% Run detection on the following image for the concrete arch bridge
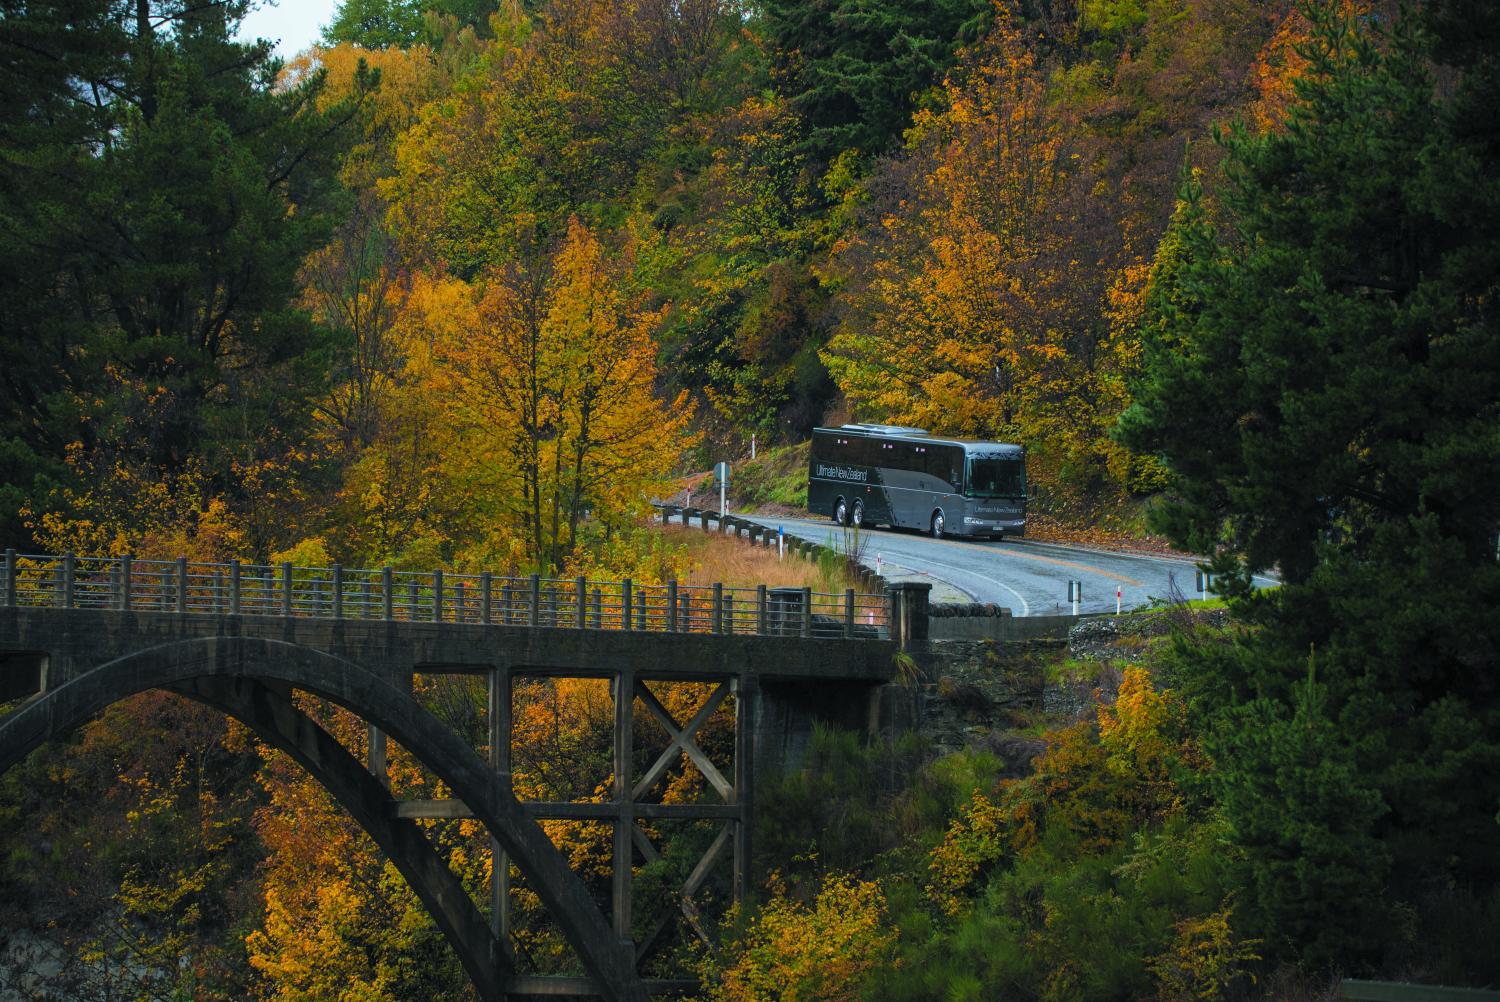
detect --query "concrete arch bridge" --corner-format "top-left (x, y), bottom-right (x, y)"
top-left (0, 552), bottom-right (916, 1000)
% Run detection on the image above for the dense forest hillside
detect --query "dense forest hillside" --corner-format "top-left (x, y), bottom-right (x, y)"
top-left (2, 0), bottom-right (1498, 999)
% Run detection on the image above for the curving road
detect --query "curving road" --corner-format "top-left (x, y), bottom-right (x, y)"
top-left (744, 514), bottom-right (1274, 617)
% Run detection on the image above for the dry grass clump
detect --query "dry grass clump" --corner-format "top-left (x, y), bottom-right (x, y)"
top-left (664, 526), bottom-right (875, 595)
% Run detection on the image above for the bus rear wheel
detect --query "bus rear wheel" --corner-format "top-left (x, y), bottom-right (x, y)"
top-left (851, 501), bottom-right (864, 528)
top-left (930, 511), bottom-right (945, 538)
top-left (834, 498), bottom-right (849, 526)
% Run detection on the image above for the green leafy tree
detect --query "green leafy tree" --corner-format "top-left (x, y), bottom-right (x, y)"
top-left (1118, 3), bottom-right (1500, 971)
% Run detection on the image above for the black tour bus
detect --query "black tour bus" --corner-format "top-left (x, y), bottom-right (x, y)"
top-left (808, 424), bottom-right (1026, 538)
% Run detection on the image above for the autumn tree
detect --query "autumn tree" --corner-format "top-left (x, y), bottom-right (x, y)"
top-left (429, 220), bottom-right (691, 572)
top-left (824, 8), bottom-right (1076, 446)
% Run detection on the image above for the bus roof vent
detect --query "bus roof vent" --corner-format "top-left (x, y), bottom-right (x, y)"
top-left (841, 423), bottom-right (930, 436)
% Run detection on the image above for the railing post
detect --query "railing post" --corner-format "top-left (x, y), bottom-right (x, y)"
top-left (757, 584), bottom-right (767, 635)
top-left (800, 586), bottom-right (812, 638)
top-left (666, 580), bottom-right (678, 632)
top-left (456, 580), bottom-right (466, 623)
top-left (120, 554), bottom-right (132, 611)
top-left (712, 583), bottom-right (723, 634)
top-left (724, 592), bottom-right (734, 635)
top-left (2, 549), bottom-right (13, 607)
top-left (176, 557), bottom-right (188, 612)
top-left (62, 552), bottom-right (75, 609)
top-left (575, 576), bottom-right (586, 630)
top-left (382, 568), bottom-right (393, 620)
top-left (281, 562), bottom-right (293, 616)
top-left (433, 570), bottom-right (444, 623)
top-left (213, 568), bottom-right (224, 613)
top-left (503, 582), bottom-right (514, 625)
top-left (591, 586), bottom-right (602, 629)
top-left (886, 582), bottom-right (932, 649)
top-left (621, 578), bottom-right (632, 631)
top-left (844, 589), bottom-right (855, 638)
top-left (408, 580), bottom-right (419, 620)
top-left (230, 561), bottom-right (242, 615)
top-left (333, 564), bottom-right (344, 620)
top-left (528, 574), bottom-right (539, 627)
top-left (481, 572), bottom-right (493, 625)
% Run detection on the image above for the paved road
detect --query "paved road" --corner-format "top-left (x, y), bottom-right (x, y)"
top-left (744, 514), bottom-right (1273, 617)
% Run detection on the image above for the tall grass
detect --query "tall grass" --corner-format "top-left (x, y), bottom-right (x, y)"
top-left (664, 526), bottom-right (877, 595)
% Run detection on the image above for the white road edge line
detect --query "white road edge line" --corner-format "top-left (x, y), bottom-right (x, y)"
top-left (890, 551), bottom-right (1032, 618)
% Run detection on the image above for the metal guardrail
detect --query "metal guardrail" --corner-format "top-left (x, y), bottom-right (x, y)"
top-left (0, 549), bottom-right (889, 641)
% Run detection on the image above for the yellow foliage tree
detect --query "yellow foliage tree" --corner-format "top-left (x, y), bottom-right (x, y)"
top-left (430, 218), bottom-right (692, 573)
top-left (707, 872), bottom-right (896, 1002)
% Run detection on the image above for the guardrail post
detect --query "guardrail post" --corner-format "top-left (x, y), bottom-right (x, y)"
top-left (528, 574), bottom-right (540, 627)
top-left (800, 587), bottom-right (811, 638)
top-left (712, 583), bottom-right (723, 634)
top-left (433, 570), bottom-right (444, 623)
top-left (757, 585), bottom-right (767, 635)
top-left (621, 578), bottom-right (632, 631)
top-left (333, 564), bottom-right (344, 619)
top-left (120, 554), bottom-right (132, 611)
top-left (62, 552), bottom-right (75, 609)
top-left (481, 572), bottom-right (492, 625)
top-left (2, 549), bottom-right (13, 607)
top-left (230, 561), bottom-right (241, 615)
top-left (666, 580), bottom-right (678, 632)
top-left (382, 568), bottom-right (393, 620)
top-left (844, 589), bottom-right (855, 638)
top-left (281, 563), bottom-right (293, 617)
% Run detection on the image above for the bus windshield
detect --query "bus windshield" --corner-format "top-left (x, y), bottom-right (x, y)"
top-left (966, 457), bottom-right (1025, 498)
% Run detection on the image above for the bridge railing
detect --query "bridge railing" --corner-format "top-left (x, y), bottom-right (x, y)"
top-left (1, 550), bottom-right (889, 640)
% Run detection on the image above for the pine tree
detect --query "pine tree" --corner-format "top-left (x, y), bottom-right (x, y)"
top-left (1118, 3), bottom-right (1500, 971)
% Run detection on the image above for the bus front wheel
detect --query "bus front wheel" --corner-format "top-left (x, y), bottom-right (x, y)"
top-left (930, 511), bottom-right (945, 538)
top-left (835, 498), bottom-right (849, 526)
top-left (851, 501), bottom-right (864, 528)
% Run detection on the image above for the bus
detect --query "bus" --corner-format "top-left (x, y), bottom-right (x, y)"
top-left (807, 424), bottom-right (1026, 539)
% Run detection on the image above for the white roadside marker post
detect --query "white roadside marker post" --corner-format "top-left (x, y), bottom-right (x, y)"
top-left (778, 526), bottom-right (784, 561)
top-left (1116, 585), bottom-right (1122, 616)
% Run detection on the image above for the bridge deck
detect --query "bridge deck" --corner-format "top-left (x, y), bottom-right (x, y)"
top-left (1, 606), bottom-right (897, 691)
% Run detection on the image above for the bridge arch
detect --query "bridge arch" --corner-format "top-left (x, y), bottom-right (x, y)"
top-left (0, 636), bottom-right (646, 1002)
